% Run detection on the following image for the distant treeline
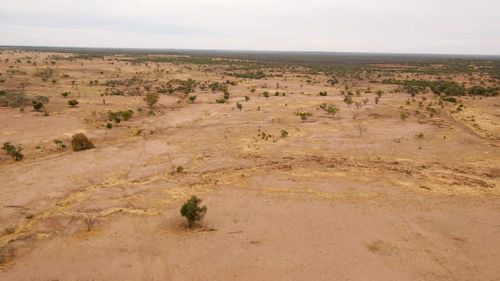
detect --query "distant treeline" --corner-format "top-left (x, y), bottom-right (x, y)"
top-left (383, 79), bottom-right (498, 96)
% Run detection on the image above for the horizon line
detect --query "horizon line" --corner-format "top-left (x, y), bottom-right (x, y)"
top-left (1, 44), bottom-right (499, 59)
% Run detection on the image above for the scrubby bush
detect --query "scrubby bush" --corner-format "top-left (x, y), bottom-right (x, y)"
top-left (32, 101), bottom-right (44, 111)
top-left (54, 139), bottom-right (66, 150)
top-left (0, 91), bottom-right (30, 107)
top-left (320, 103), bottom-right (339, 118)
top-left (71, 133), bottom-right (95, 151)
top-left (120, 109), bottom-right (133, 121)
top-left (180, 196), bottom-right (207, 228)
top-left (144, 92), bottom-right (159, 108)
top-left (2, 142), bottom-right (23, 161)
top-left (68, 99), bottom-right (79, 107)
top-left (295, 111), bottom-right (312, 122)
top-left (236, 102), bottom-right (242, 111)
top-left (319, 91), bottom-right (327, 96)
top-left (189, 95), bottom-right (197, 103)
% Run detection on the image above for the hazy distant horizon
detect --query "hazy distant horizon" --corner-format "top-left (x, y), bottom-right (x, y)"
top-left (1, 45), bottom-right (499, 59)
top-left (2, 0), bottom-right (499, 56)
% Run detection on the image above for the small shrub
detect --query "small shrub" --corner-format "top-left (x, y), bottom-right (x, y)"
top-left (71, 133), bottom-right (95, 151)
top-left (54, 139), bottom-right (66, 150)
top-left (0, 91), bottom-right (30, 107)
top-left (295, 111), bottom-right (312, 122)
top-left (4, 227), bottom-right (15, 235)
top-left (2, 142), bottom-right (23, 161)
top-left (176, 165), bottom-right (184, 173)
top-left (144, 92), bottom-right (160, 108)
top-left (68, 99), bottom-right (79, 107)
top-left (32, 101), bottom-right (44, 111)
top-left (120, 109), bottom-right (133, 121)
top-left (320, 103), bottom-right (339, 118)
top-left (236, 102), bottom-right (242, 111)
top-left (281, 129), bottom-right (289, 137)
top-left (400, 111), bottom-right (409, 122)
top-left (180, 196), bottom-right (207, 228)
top-left (319, 91), bottom-right (327, 96)
top-left (189, 95), bottom-right (197, 103)
top-left (84, 214), bottom-right (97, 232)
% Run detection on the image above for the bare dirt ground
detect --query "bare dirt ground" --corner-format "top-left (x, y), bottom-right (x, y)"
top-left (0, 50), bottom-right (499, 281)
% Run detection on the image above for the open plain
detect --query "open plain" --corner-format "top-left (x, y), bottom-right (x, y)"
top-left (0, 49), bottom-right (499, 281)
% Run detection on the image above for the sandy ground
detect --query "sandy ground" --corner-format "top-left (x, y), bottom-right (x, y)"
top-left (0, 51), bottom-right (499, 281)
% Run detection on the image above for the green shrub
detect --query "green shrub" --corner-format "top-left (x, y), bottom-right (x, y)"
top-left (144, 92), bottom-right (159, 108)
top-left (71, 133), bottom-right (95, 151)
top-left (32, 101), bottom-right (44, 111)
top-left (0, 91), bottom-right (30, 107)
top-left (2, 142), bottom-right (23, 161)
top-left (320, 103), bottom-right (339, 118)
top-left (180, 196), bottom-right (207, 228)
top-left (68, 99), bottom-right (79, 107)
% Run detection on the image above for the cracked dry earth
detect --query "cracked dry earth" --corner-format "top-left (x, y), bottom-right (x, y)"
top-left (0, 64), bottom-right (499, 281)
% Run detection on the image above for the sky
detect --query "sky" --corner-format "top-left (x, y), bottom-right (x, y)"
top-left (1, 0), bottom-right (499, 55)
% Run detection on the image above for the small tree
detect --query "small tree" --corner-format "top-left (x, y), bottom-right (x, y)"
top-left (144, 92), bottom-right (159, 108)
top-left (236, 102), bottom-right (242, 111)
top-left (189, 95), bottom-right (197, 103)
top-left (180, 196), bottom-right (207, 228)
top-left (68, 99), bottom-right (79, 107)
top-left (61, 92), bottom-right (70, 98)
top-left (71, 133), bottom-right (95, 151)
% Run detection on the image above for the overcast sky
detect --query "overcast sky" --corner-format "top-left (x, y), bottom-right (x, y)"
top-left (1, 0), bottom-right (499, 55)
